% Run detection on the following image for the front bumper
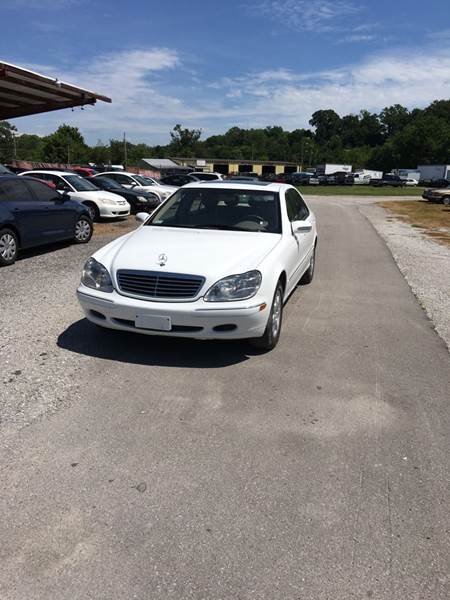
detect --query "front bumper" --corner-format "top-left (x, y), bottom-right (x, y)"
top-left (99, 203), bottom-right (131, 218)
top-left (76, 286), bottom-right (269, 340)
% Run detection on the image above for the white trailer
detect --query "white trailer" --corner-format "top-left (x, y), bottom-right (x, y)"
top-left (392, 168), bottom-right (421, 181)
top-left (353, 169), bottom-right (382, 184)
top-left (316, 163), bottom-right (352, 175)
top-left (417, 165), bottom-right (450, 182)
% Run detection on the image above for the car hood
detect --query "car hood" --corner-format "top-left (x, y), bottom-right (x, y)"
top-left (68, 190), bottom-right (125, 203)
top-left (98, 226), bottom-right (281, 282)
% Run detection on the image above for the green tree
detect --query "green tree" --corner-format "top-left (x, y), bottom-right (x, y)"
top-left (0, 121), bottom-right (17, 162)
top-left (379, 104), bottom-right (411, 138)
top-left (15, 133), bottom-right (44, 161)
top-left (41, 124), bottom-right (88, 163)
top-left (169, 124), bottom-right (202, 156)
top-left (309, 110), bottom-right (341, 144)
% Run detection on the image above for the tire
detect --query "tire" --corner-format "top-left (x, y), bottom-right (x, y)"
top-left (301, 244), bottom-right (316, 284)
top-left (84, 202), bottom-right (100, 222)
top-left (0, 228), bottom-right (19, 266)
top-left (443, 196), bottom-right (450, 206)
top-left (74, 216), bottom-right (93, 244)
top-left (250, 281), bottom-right (284, 351)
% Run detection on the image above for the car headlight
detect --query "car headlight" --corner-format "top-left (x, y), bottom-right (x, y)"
top-left (204, 270), bottom-right (262, 302)
top-left (81, 257), bottom-right (113, 292)
top-left (137, 195), bottom-right (149, 202)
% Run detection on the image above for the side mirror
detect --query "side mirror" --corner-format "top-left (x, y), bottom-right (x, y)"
top-left (292, 221), bottom-right (312, 234)
top-left (61, 192), bottom-right (71, 202)
top-left (135, 212), bottom-right (149, 224)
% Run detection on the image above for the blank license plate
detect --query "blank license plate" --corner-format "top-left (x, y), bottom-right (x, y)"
top-left (135, 314), bottom-right (172, 331)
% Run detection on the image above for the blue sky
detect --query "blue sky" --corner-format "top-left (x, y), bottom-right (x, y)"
top-left (2, 0), bottom-right (450, 144)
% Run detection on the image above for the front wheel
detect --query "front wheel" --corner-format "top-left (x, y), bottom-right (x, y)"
top-left (84, 202), bottom-right (100, 222)
top-left (0, 228), bottom-right (18, 266)
top-left (443, 196), bottom-right (450, 206)
top-left (74, 216), bottom-right (93, 244)
top-left (250, 282), bottom-right (283, 351)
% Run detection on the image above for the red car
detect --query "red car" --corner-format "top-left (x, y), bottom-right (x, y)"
top-left (72, 167), bottom-right (97, 178)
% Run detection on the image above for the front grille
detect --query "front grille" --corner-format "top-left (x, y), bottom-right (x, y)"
top-left (117, 270), bottom-right (204, 300)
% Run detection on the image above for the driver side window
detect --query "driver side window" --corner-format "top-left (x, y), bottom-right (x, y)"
top-left (286, 189), bottom-right (309, 221)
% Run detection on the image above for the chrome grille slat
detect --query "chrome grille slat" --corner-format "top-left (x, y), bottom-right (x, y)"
top-left (117, 269), bottom-right (204, 300)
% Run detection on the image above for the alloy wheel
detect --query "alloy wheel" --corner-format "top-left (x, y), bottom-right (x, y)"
top-left (75, 219), bottom-right (91, 241)
top-left (271, 289), bottom-right (282, 338)
top-left (0, 232), bottom-right (17, 261)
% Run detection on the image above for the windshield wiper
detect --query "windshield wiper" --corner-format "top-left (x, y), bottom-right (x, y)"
top-left (193, 224), bottom-right (242, 231)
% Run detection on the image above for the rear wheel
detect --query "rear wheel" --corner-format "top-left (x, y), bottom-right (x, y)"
top-left (443, 196), bottom-right (450, 206)
top-left (250, 281), bottom-right (283, 351)
top-left (0, 228), bottom-right (18, 266)
top-left (74, 216), bottom-right (93, 244)
top-left (84, 202), bottom-right (100, 222)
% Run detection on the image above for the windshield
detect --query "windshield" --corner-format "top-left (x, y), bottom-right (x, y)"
top-left (64, 175), bottom-right (98, 192)
top-left (94, 176), bottom-right (122, 190)
top-left (146, 187), bottom-right (281, 233)
top-left (133, 175), bottom-right (157, 186)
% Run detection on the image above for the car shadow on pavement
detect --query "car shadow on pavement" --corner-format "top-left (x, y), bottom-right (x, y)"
top-left (17, 240), bottom-right (73, 261)
top-left (57, 319), bottom-right (257, 368)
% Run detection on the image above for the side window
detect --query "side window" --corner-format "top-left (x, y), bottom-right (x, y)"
top-left (0, 178), bottom-right (32, 201)
top-left (114, 174), bottom-right (132, 185)
top-left (53, 177), bottom-right (71, 192)
top-left (24, 179), bottom-right (60, 202)
top-left (286, 189), bottom-right (309, 221)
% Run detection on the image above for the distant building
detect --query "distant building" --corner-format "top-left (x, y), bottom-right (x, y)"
top-left (139, 158), bottom-right (189, 176)
top-left (170, 157), bottom-right (302, 176)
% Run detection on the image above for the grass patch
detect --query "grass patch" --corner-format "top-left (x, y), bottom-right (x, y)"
top-left (299, 185), bottom-right (425, 196)
top-left (378, 200), bottom-right (450, 247)
top-left (93, 217), bottom-right (137, 238)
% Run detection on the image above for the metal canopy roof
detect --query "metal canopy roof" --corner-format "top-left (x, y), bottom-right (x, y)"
top-left (0, 61), bottom-right (111, 120)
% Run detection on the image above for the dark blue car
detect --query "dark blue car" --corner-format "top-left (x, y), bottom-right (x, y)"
top-left (0, 175), bottom-right (93, 266)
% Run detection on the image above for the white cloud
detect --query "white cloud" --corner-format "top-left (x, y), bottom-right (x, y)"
top-left (337, 34), bottom-right (376, 43)
top-left (209, 47), bottom-right (450, 130)
top-left (6, 0), bottom-right (79, 8)
top-left (248, 0), bottom-right (362, 32)
top-left (12, 44), bottom-right (450, 144)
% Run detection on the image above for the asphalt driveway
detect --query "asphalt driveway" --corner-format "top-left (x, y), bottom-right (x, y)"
top-left (0, 197), bottom-right (449, 599)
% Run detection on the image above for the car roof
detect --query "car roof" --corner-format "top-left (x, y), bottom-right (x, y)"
top-left (181, 181), bottom-right (289, 191)
top-left (21, 170), bottom-right (77, 176)
top-left (96, 171), bottom-right (138, 176)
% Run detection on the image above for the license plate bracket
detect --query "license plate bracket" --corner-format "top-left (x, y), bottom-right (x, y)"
top-left (135, 314), bottom-right (172, 331)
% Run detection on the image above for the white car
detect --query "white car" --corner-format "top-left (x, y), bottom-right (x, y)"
top-left (77, 182), bottom-right (317, 350)
top-left (19, 171), bottom-right (130, 221)
top-left (403, 178), bottom-right (419, 186)
top-left (93, 172), bottom-right (177, 202)
top-left (188, 171), bottom-right (224, 181)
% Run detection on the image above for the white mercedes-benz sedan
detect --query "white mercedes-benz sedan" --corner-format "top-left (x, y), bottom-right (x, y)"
top-left (76, 182), bottom-right (317, 350)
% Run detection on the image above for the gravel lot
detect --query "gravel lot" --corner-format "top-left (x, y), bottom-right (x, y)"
top-left (0, 229), bottom-right (119, 442)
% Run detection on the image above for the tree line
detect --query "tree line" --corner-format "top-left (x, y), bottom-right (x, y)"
top-left (1, 99), bottom-right (450, 171)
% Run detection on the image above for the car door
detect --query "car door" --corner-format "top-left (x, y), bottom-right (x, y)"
top-left (23, 178), bottom-right (77, 240)
top-left (285, 188), bottom-right (315, 289)
top-left (1, 177), bottom-right (54, 248)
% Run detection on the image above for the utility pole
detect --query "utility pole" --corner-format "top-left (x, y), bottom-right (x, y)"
top-left (12, 131), bottom-right (17, 159)
top-left (123, 132), bottom-right (127, 169)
